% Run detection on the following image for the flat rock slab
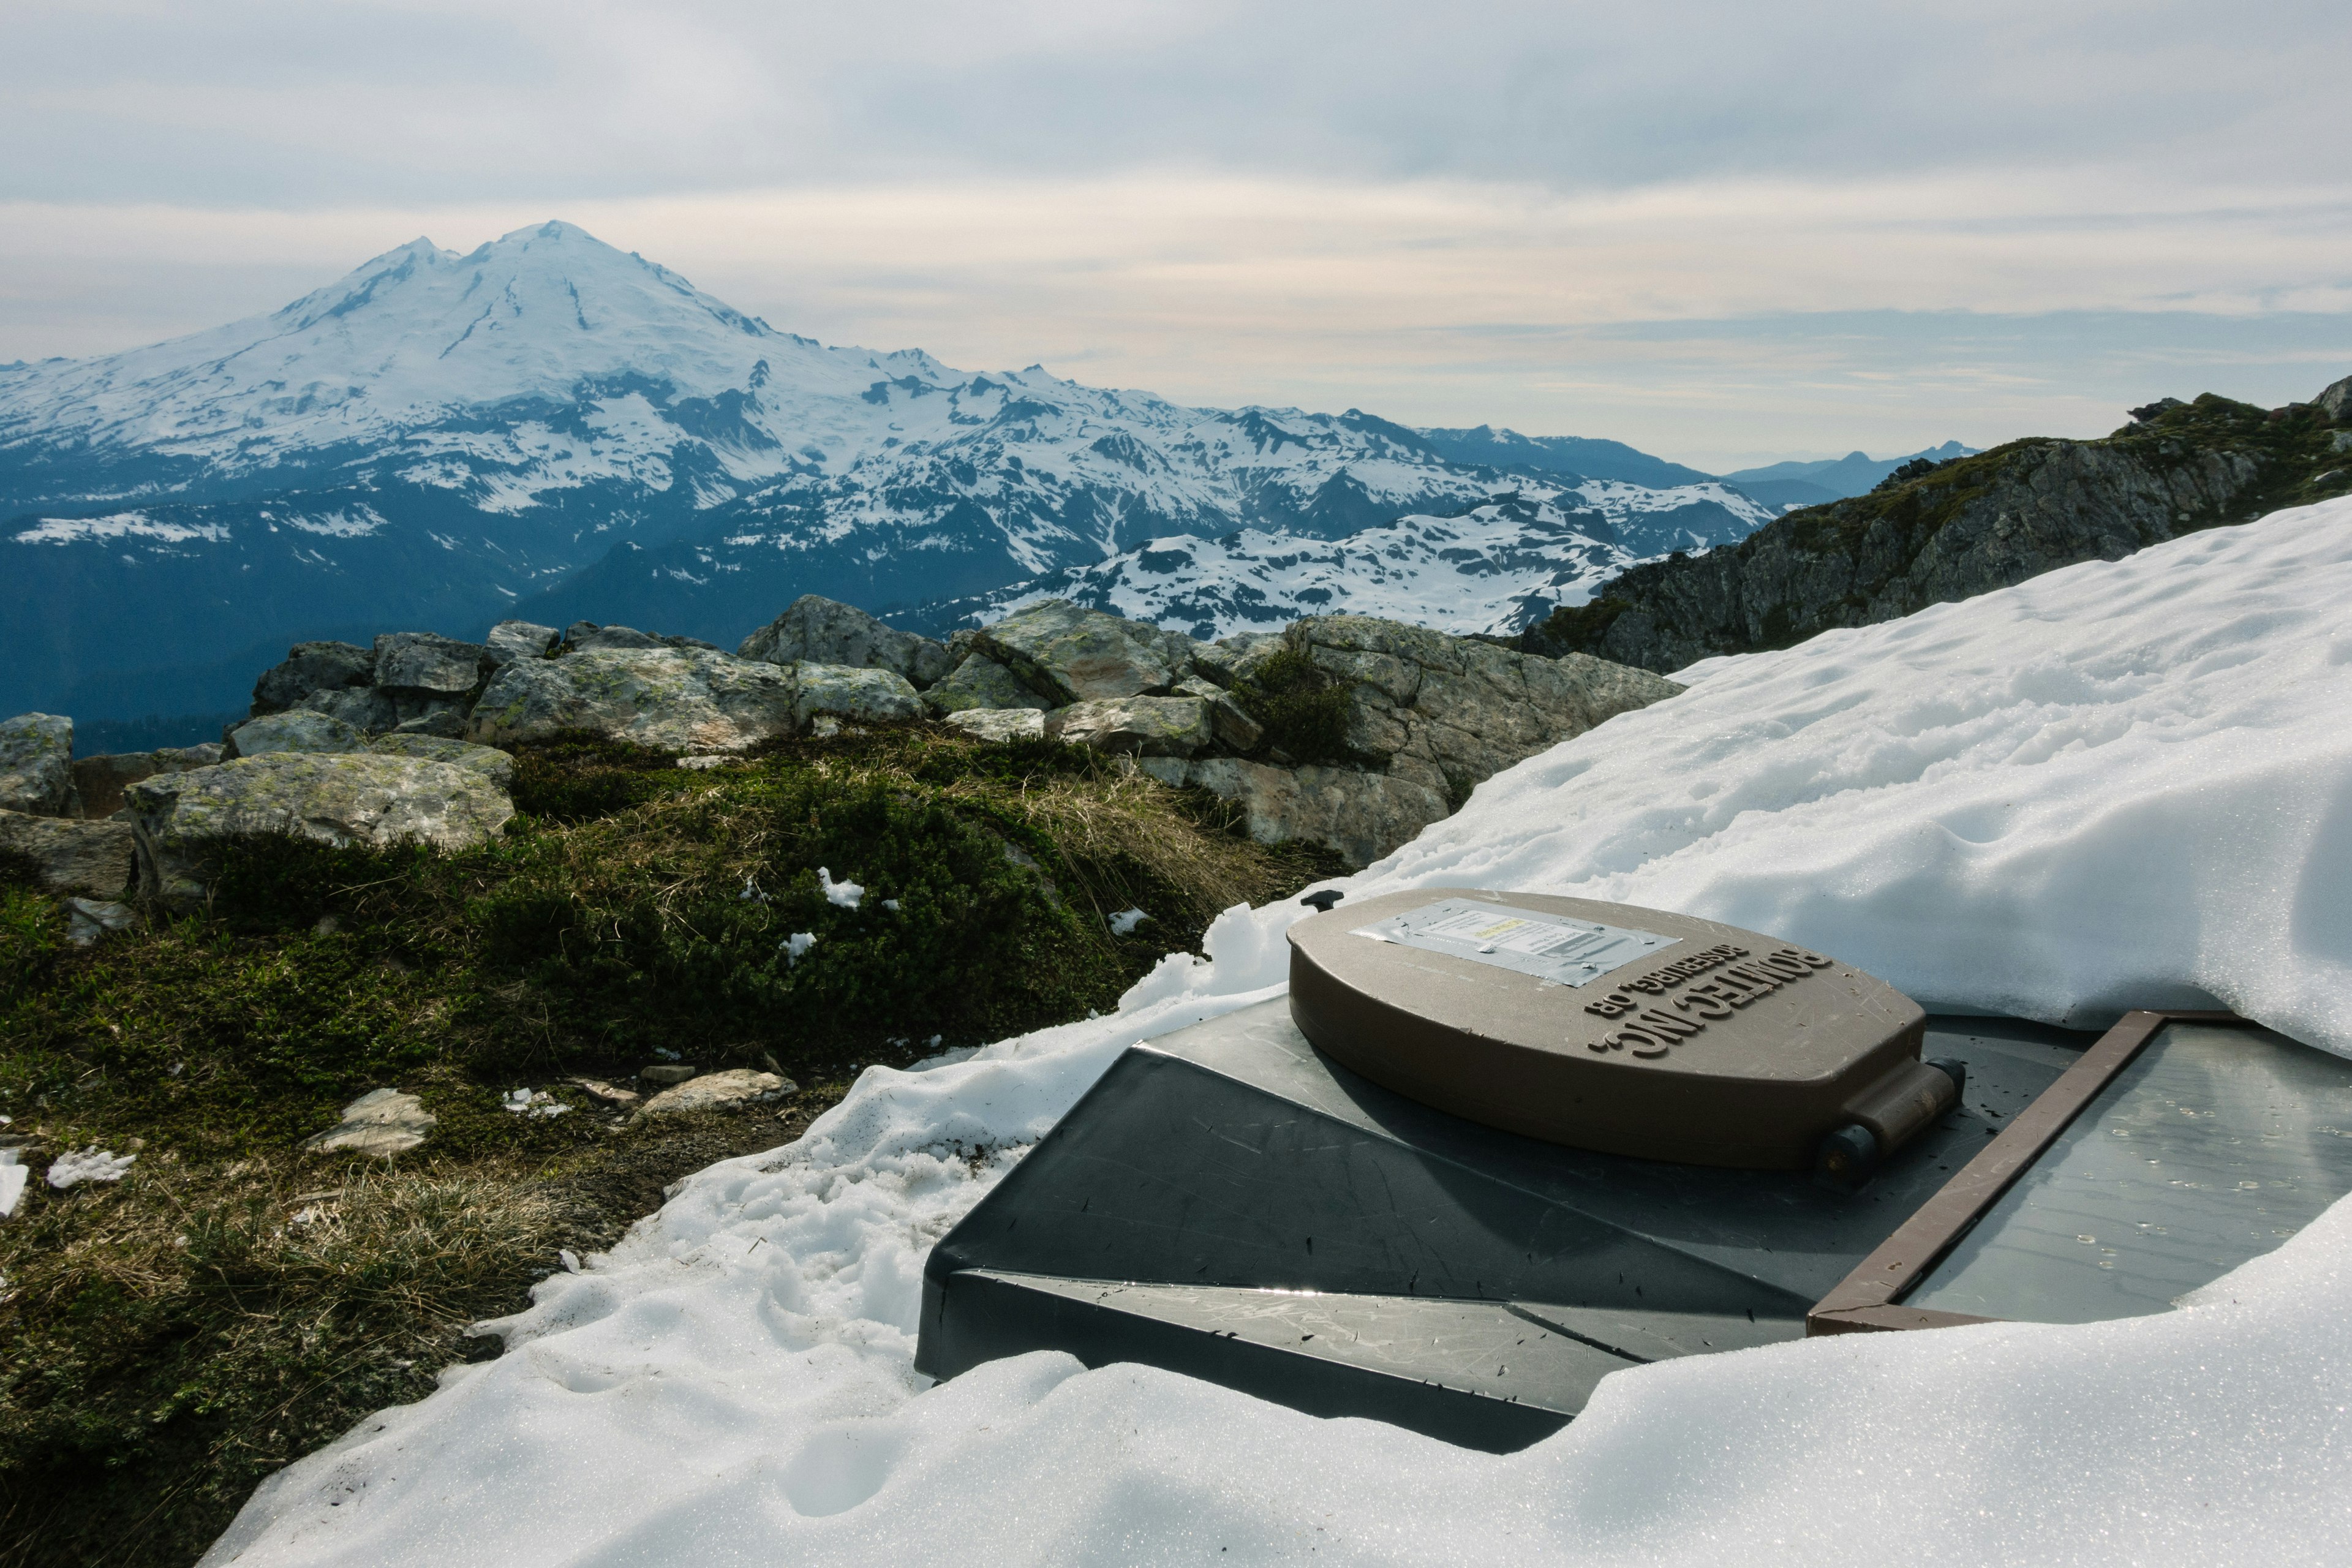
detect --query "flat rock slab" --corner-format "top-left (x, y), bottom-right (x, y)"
top-left (374, 631), bottom-right (487, 695)
top-left (741, 594), bottom-right (954, 688)
top-left (635, 1068), bottom-right (796, 1118)
top-left (973, 600), bottom-right (1192, 705)
top-left (0, 809), bottom-right (135, 897)
top-left (302, 1087), bottom-right (437, 1156)
top-left (0, 713), bottom-right (74, 816)
top-left (1049, 696), bottom-right (1214, 758)
top-left (924, 654), bottom-right (1053, 715)
top-left (127, 753), bottom-right (516, 908)
top-left (795, 663), bottom-right (924, 727)
top-left (944, 708), bottom-right (1047, 742)
top-left (468, 647), bottom-right (800, 753)
top-left (226, 709), bottom-right (366, 759)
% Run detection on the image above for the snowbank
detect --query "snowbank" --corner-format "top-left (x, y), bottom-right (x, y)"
top-left (203, 500), bottom-right (2352, 1566)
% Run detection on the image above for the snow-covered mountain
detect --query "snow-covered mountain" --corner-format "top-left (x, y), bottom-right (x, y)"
top-left (0, 221), bottom-right (1763, 718)
top-left (903, 480), bottom-right (1773, 641)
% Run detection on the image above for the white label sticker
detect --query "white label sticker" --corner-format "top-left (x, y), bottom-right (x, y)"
top-left (1352, 899), bottom-right (1676, 986)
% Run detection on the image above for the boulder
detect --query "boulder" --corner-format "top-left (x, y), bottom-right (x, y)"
top-left (251, 641), bottom-right (374, 717)
top-left (297, 686), bottom-right (399, 734)
top-left (923, 654), bottom-right (1054, 715)
top-left (0, 809), bottom-right (135, 897)
top-left (634, 1068), bottom-right (796, 1119)
top-left (0, 714), bottom-right (74, 816)
top-left (2316, 375), bottom-right (2352, 424)
top-left (1191, 631), bottom-right (1286, 688)
top-left (127, 754), bottom-right (516, 909)
top-left (1048, 696), bottom-right (1214, 758)
top-left (971, 600), bottom-right (1189, 704)
top-left (301, 1087), bottom-right (435, 1157)
top-left (484, 620), bottom-right (560, 665)
top-left (1176, 676), bottom-right (1265, 752)
top-left (1284, 616), bottom-right (1684, 797)
top-left (943, 708), bottom-right (1047, 743)
top-left (225, 710), bottom-right (366, 760)
top-left (467, 647), bottom-right (799, 753)
top-left (373, 631), bottom-right (487, 695)
top-left (367, 734), bottom-right (516, 788)
top-left (70, 745), bottom-right (221, 820)
top-left (1140, 757), bottom-right (1452, 869)
top-left (64, 897), bottom-right (137, 946)
top-left (739, 595), bottom-right (956, 688)
top-left (794, 664), bottom-right (925, 728)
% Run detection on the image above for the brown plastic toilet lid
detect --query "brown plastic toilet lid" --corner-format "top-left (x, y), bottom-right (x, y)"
top-left (1287, 888), bottom-right (1927, 1169)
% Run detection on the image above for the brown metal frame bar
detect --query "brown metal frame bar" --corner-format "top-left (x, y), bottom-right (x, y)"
top-left (1806, 1008), bottom-right (2245, 1336)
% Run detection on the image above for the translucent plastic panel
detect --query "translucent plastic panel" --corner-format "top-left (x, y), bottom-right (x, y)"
top-left (1907, 1022), bottom-right (2352, 1323)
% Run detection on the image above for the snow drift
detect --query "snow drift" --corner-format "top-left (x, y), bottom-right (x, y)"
top-left (202, 499), bottom-right (2352, 1566)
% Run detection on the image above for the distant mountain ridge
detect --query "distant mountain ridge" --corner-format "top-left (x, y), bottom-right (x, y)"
top-left (899, 478), bottom-right (1774, 641)
top-left (0, 220), bottom-right (1945, 720)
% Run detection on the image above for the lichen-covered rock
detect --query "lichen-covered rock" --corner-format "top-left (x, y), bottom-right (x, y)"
top-left (373, 631), bottom-right (487, 695)
top-left (1140, 757), bottom-right (1452, 869)
top-left (225, 709), bottom-right (366, 760)
top-left (1048, 696), bottom-right (1213, 758)
top-left (485, 620), bottom-right (559, 665)
top-left (1190, 631), bottom-right (1286, 688)
top-left (740, 595), bottom-right (955, 688)
top-left (1176, 676), bottom-right (1265, 752)
top-left (127, 754), bottom-right (515, 908)
top-left (1284, 616), bottom-right (1684, 797)
top-left (923, 654), bottom-right (1054, 715)
top-left (368, 733), bottom-right (516, 788)
top-left (296, 685), bottom-right (400, 734)
top-left (0, 714), bottom-right (74, 816)
top-left (0, 809), bottom-right (135, 897)
top-left (794, 663), bottom-right (924, 728)
top-left (972, 600), bottom-right (1186, 704)
top-left (251, 641), bottom-right (374, 717)
top-left (943, 708), bottom-right (1047, 742)
top-left (466, 648), bottom-right (799, 753)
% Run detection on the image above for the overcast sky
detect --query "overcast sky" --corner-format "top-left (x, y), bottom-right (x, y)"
top-left (4, 0), bottom-right (2348, 469)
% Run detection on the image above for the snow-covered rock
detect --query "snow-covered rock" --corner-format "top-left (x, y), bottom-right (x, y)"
top-left (908, 481), bottom-right (1775, 642)
top-left (195, 496), bottom-right (2352, 1568)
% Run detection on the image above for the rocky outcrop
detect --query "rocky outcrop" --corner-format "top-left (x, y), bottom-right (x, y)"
top-left (224, 710), bottom-right (366, 759)
top-left (0, 714), bottom-right (74, 816)
top-left (971, 600), bottom-right (1197, 704)
top-left (924, 654), bottom-right (1054, 714)
top-left (127, 754), bottom-right (515, 908)
top-left (1047, 696), bottom-right (1214, 758)
top-left (793, 665), bottom-right (925, 729)
top-left (0, 810), bottom-right (135, 897)
top-left (467, 647), bottom-right (800, 753)
top-left (1286, 616), bottom-right (1686, 799)
top-left (741, 595), bottom-right (954, 688)
top-left (485, 619), bottom-right (559, 666)
top-left (918, 598), bottom-right (1683, 865)
top-left (1534, 388), bottom-right (2352, 673)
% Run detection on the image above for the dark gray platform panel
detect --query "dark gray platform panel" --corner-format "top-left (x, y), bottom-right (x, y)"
top-left (918, 1000), bottom-right (2087, 1449)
